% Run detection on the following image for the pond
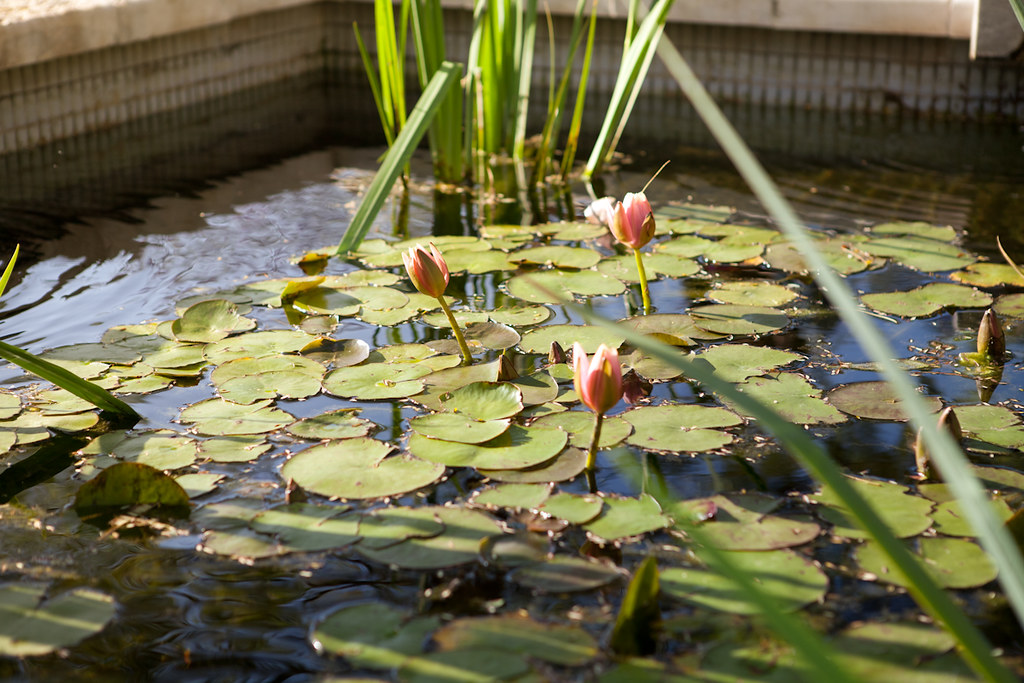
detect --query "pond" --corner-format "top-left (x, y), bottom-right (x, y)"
top-left (1, 132), bottom-right (1024, 680)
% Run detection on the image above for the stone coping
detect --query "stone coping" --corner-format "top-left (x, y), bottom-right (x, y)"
top-left (0, 0), bottom-right (979, 70)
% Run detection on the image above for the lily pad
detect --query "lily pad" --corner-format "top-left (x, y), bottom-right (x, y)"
top-left (250, 503), bottom-right (361, 552)
top-left (597, 253), bottom-right (701, 282)
top-left (314, 603), bottom-right (440, 669)
top-left (478, 446), bottom-right (587, 483)
top-left (323, 363), bottom-right (430, 400)
top-left (171, 299), bottom-right (255, 343)
top-left (624, 405), bottom-right (742, 453)
top-left (619, 313), bottom-right (714, 345)
top-left (180, 398), bottom-right (294, 435)
top-left (857, 536), bottom-right (997, 589)
top-left (688, 304), bottom-right (789, 336)
top-left (811, 475), bottom-right (933, 539)
top-left (537, 492), bottom-right (604, 524)
top-left (433, 614), bottom-right (598, 666)
top-left (509, 371), bottom-right (559, 406)
top-left (509, 556), bottom-right (623, 592)
top-left (583, 494), bottom-right (672, 542)
top-left (994, 292), bottom-right (1024, 319)
top-left (764, 238), bottom-right (882, 276)
top-left (357, 506), bottom-right (502, 569)
top-left (679, 493), bottom-right (820, 550)
top-left (198, 436), bottom-right (272, 462)
top-left (511, 245), bottom-right (602, 269)
top-left (826, 381), bottom-right (942, 421)
top-left (74, 462), bottom-right (190, 512)
top-left (300, 338), bottom-right (371, 367)
top-left (409, 413), bottom-right (512, 444)
top-left (358, 506), bottom-right (446, 549)
top-left (861, 283), bottom-right (992, 318)
top-left (532, 411), bottom-right (632, 449)
top-left (709, 281), bottom-right (798, 307)
top-left (407, 425), bottom-right (567, 470)
top-left (857, 235), bottom-right (976, 272)
top-left (204, 329), bottom-right (318, 364)
top-left (871, 221), bottom-right (957, 242)
top-left (176, 472), bottom-right (223, 498)
top-left (81, 431), bottom-right (197, 470)
top-left (286, 409), bottom-right (376, 441)
top-left (950, 263), bottom-right (1024, 288)
top-left (398, 649), bottom-right (530, 683)
top-left (505, 270), bottom-right (625, 303)
top-left (0, 584), bottom-right (116, 656)
top-left (472, 483), bottom-right (551, 510)
top-left (730, 373), bottom-right (846, 425)
top-left (518, 324), bottom-right (625, 354)
top-left (282, 438), bottom-right (444, 500)
top-left (661, 548), bottom-right (827, 614)
top-left (488, 305), bottom-right (553, 327)
top-left (694, 344), bottom-right (803, 382)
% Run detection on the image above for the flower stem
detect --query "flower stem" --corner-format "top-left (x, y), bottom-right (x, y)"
top-left (586, 411), bottom-right (604, 470)
top-left (633, 247), bottom-right (652, 314)
top-left (437, 296), bottom-right (474, 365)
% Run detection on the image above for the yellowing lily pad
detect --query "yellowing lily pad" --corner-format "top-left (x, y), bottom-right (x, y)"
top-left (688, 304), bottom-right (789, 336)
top-left (951, 263), bottom-right (1024, 288)
top-left (861, 283), bottom-right (992, 318)
top-left (170, 299), bottom-right (255, 343)
top-left (408, 425), bottom-right (566, 470)
top-left (826, 381), bottom-right (942, 421)
top-left (624, 405), bottom-right (742, 453)
top-left (282, 438), bottom-right (444, 500)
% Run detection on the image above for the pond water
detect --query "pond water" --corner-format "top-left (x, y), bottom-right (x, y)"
top-left (2, 130), bottom-right (1024, 680)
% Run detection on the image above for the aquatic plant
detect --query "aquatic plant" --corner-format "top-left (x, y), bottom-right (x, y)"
top-left (572, 342), bottom-right (622, 469)
top-left (403, 243), bottom-right (473, 364)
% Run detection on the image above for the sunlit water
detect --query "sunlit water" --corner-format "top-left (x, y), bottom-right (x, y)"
top-left (1, 138), bottom-right (1024, 678)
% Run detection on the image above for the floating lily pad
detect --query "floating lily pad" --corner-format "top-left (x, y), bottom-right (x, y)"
top-left (472, 483), bottom-right (551, 510)
top-left (433, 614), bottom-right (598, 666)
top-left (871, 221), bottom-right (957, 242)
top-left (584, 494), bottom-right (672, 542)
top-left (180, 398), bottom-right (294, 435)
top-left (680, 493), bottom-right (820, 550)
top-left (730, 373), bottom-right (846, 425)
top-left (812, 475), bottom-right (933, 539)
top-left (171, 299), bottom-right (255, 343)
top-left (409, 414), bottom-right (511, 444)
top-left (857, 536), bottom-right (997, 589)
top-left (398, 649), bottom-right (530, 683)
top-left (694, 344), bottom-right (803, 382)
top-left (764, 238), bottom-right (882, 276)
top-left (212, 354), bottom-right (325, 404)
top-left (532, 411), bottom-right (632, 449)
top-left (420, 309), bottom-right (489, 328)
top-left (657, 235), bottom-right (763, 263)
top-left (548, 221), bottom-right (606, 241)
top-left (41, 342), bottom-right (141, 365)
top-left (518, 324), bottom-right (625, 354)
top-left (661, 548), bottom-right (827, 614)
top-left (951, 263), bottom-right (1024, 288)
top-left (861, 283), bottom-right (992, 318)
top-left (286, 409), bottom-right (375, 441)
top-left (75, 462), bottom-right (190, 512)
top-left (282, 438), bottom-right (444, 500)
top-left (357, 506), bottom-right (446, 549)
top-left (857, 235), bottom-right (975, 272)
top-left (505, 270), bottom-right (626, 303)
top-left (688, 304), bottom-right (789, 336)
top-left (537, 492), bottom-right (604, 524)
top-left (176, 472), bottom-right (223, 498)
top-left (478, 446), bottom-right (587, 483)
top-left (619, 313), bottom-right (713, 345)
top-left (314, 603), bottom-right (440, 669)
top-left (825, 621), bottom-right (974, 681)
top-left (597, 253), bottom-right (701, 282)
top-left (198, 436), bottom-right (272, 462)
top-left (0, 584), bottom-right (116, 656)
top-left (442, 248), bottom-right (515, 274)
top-left (511, 245), bottom-right (601, 269)
top-left (358, 506), bottom-right (502, 569)
top-left (408, 425), bottom-right (567, 470)
top-left (204, 330), bottom-right (318, 364)
top-left (994, 292), bottom-right (1024, 319)
top-left (81, 431), bottom-right (197, 470)
top-left (488, 305), bottom-right (552, 327)
top-left (509, 556), bottom-right (623, 592)
top-left (931, 497), bottom-right (1013, 537)
top-left (250, 503), bottom-right (360, 552)
top-left (509, 371), bottom-right (559, 405)
top-left (624, 405), bottom-right (742, 453)
top-left (826, 381), bottom-right (942, 421)
top-left (300, 338), bottom-right (370, 367)
top-left (0, 391), bottom-right (21, 420)
top-left (323, 363), bottom-right (430, 400)
top-left (709, 281), bottom-right (798, 307)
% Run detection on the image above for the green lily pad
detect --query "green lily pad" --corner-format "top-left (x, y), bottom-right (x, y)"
top-left (994, 292), bottom-right (1024, 319)
top-left (953, 404), bottom-right (1024, 450)
top-left (299, 338), bottom-right (371, 367)
top-left (176, 472), bottom-right (223, 498)
top-left (532, 411), bottom-right (632, 449)
top-left (433, 614), bottom-right (598, 666)
top-left (511, 245), bottom-right (601, 269)
top-left (250, 503), bottom-right (361, 552)
top-left (660, 202), bottom-right (736, 224)
top-left (420, 309), bottom-right (489, 328)
top-left (871, 221), bottom-right (957, 242)
top-left (170, 299), bottom-right (255, 343)
top-left (827, 621), bottom-right (974, 682)
top-left (398, 649), bottom-right (530, 683)
top-left (694, 344), bottom-right (803, 382)
top-left (657, 235), bottom-right (763, 263)
top-left (811, 475), bottom-right (933, 539)
top-left (81, 431), bottom-right (197, 470)
top-left (688, 304), bottom-right (789, 336)
top-left (678, 494), bottom-right (820, 550)
top-left (509, 556), bottom-right (623, 592)
top-left (282, 438), bottom-right (444, 500)
top-left (75, 462), bottom-right (190, 512)
top-left (0, 391), bottom-right (21, 420)
top-left (200, 529), bottom-right (282, 558)
top-left (537, 492), bottom-right (604, 524)
top-left (198, 436), bottom-right (272, 462)
top-left (951, 263), bottom-right (1024, 288)
top-left (180, 398), bottom-right (294, 435)
top-left (314, 603), bottom-right (440, 669)
top-left (409, 413), bottom-right (512, 444)
top-left (661, 548), bottom-right (827, 614)
top-left (41, 342), bottom-right (141, 365)
top-left (212, 354), bottom-right (325, 404)
top-left (518, 324), bottom-right (625, 354)
top-left (488, 305), bottom-right (553, 327)
top-left (0, 584), bottom-right (116, 656)
top-left (730, 373), bottom-right (846, 425)
top-left (357, 506), bottom-right (446, 550)
top-left (619, 313), bottom-right (715, 345)
top-left (700, 224), bottom-right (782, 244)
top-left (505, 270), bottom-right (626, 303)
top-left (931, 497), bottom-right (1013, 537)
top-left (136, 343), bottom-right (202, 370)
top-left (473, 483), bottom-right (552, 510)
top-left (322, 363), bottom-right (430, 400)
top-left (857, 536), bottom-right (997, 589)
top-left (509, 371), bottom-right (559, 406)
top-left (826, 381), bottom-right (942, 421)
top-left (861, 283), bottom-right (992, 318)
top-left (597, 253), bottom-right (701, 282)
top-left (764, 238), bottom-right (882, 276)
top-left (583, 494), bottom-right (672, 542)
top-left (857, 235), bottom-right (976, 272)
top-left (408, 425), bottom-right (567, 470)
top-left (624, 405), bottom-right (742, 453)
top-left (358, 506), bottom-right (502, 569)
top-left (204, 330), bottom-right (318, 365)
top-left (478, 446), bottom-right (588, 483)
top-left (442, 248), bottom-right (515, 274)
top-left (709, 281), bottom-right (798, 307)
top-left (286, 409), bottom-right (375, 440)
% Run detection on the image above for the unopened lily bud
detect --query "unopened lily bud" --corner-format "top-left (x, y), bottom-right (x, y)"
top-left (914, 406), bottom-right (962, 480)
top-left (548, 341), bottom-right (567, 365)
top-left (977, 308), bottom-right (1005, 360)
top-left (497, 353), bottom-right (519, 381)
top-left (573, 342), bottom-right (624, 416)
top-left (621, 369), bottom-right (652, 405)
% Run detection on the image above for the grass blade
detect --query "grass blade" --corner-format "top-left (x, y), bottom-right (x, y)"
top-left (0, 341), bottom-right (139, 422)
top-left (336, 61), bottom-right (462, 254)
top-left (0, 244), bottom-right (18, 298)
top-left (1008, 0), bottom-right (1024, 30)
top-left (560, 0), bottom-right (598, 179)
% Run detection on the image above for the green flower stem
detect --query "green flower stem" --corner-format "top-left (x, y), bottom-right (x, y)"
top-left (437, 295), bottom-right (474, 365)
top-left (586, 411), bottom-right (605, 470)
top-left (633, 247), bottom-right (652, 314)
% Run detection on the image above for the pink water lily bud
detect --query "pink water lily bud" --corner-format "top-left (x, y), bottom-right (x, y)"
top-left (610, 191), bottom-right (656, 249)
top-left (402, 243), bottom-right (450, 298)
top-left (977, 308), bottom-right (1005, 359)
top-left (584, 196), bottom-right (617, 226)
top-left (573, 342), bottom-right (623, 416)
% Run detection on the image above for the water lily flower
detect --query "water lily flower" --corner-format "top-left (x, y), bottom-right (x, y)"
top-left (402, 243), bottom-right (473, 365)
top-left (584, 196), bottom-right (617, 227)
top-left (573, 342), bottom-right (623, 470)
top-left (403, 243), bottom-right (449, 299)
top-left (609, 192), bottom-right (656, 250)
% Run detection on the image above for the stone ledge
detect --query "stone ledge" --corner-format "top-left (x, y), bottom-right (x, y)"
top-left (0, 0), bottom-right (982, 70)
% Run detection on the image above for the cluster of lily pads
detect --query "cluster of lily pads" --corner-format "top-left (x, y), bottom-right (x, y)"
top-left (1, 200), bottom-right (1023, 678)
